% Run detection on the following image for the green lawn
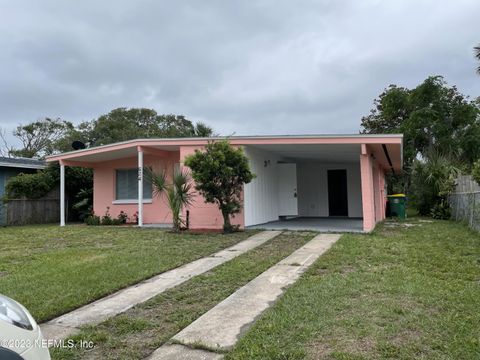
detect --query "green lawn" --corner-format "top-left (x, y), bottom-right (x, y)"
top-left (227, 218), bottom-right (480, 360)
top-left (3, 219), bottom-right (479, 360)
top-left (0, 224), bottom-right (253, 323)
top-left (51, 231), bottom-right (316, 360)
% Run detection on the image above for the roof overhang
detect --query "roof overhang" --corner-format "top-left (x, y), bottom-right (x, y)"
top-left (0, 161), bottom-right (45, 170)
top-left (45, 134), bottom-right (403, 172)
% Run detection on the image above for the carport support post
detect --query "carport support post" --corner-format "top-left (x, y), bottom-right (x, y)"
top-left (137, 147), bottom-right (144, 227)
top-left (360, 144), bottom-right (375, 232)
top-left (60, 161), bottom-right (65, 227)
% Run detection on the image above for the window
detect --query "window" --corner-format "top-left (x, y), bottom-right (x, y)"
top-left (115, 169), bottom-right (152, 200)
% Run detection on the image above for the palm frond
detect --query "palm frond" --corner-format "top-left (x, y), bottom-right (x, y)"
top-left (475, 45), bottom-right (480, 74)
top-left (172, 169), bottom-right (194, 207)
top-left (144, 167), bottom-right (167, 197)
top-left (144, 166), bottom-right (193, 231)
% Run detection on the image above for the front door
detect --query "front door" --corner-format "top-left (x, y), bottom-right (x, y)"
top-left (278, 163), bottom-right (298, 216)
top-left (328, 169), bottom-right (348, 217)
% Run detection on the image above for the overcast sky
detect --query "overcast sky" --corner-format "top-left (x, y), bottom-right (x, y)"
top-left (0, 0), bottom-right (479, 143)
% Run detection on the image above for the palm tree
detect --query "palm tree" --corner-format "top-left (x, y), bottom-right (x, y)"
top-left (475, 45), bottom-right (480, 74)
top-left (145, 167), bottom-right (193, 232)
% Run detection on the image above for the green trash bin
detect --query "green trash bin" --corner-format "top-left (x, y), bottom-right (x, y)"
top-left (387, 194), bottom-right (406, 219)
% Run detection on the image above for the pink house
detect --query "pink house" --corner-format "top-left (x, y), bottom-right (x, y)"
top-left (46, 134), bottom-right (403, 232)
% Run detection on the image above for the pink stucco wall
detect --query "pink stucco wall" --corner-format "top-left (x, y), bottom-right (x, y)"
top-left (378, 166), bottom-right (387, 222)
top-left (373, 163), bottom-right (383, 223)
top-left (179, 146), bottom-right (244, 229)
top-left (360, 149), bottom-right (375, 232)
top-left (360, 145), bottom-right (387, 232)
top-left (93, 152), bottom-right (178, 224)
top-left (91, 146), bottom-right (245, 229)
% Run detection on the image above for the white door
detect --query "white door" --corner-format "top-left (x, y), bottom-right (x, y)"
top-left (278, 163), bottom-right (298, 216)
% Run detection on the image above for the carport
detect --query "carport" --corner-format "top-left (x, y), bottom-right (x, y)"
top-left (242, 137), bottom-right (402, 232)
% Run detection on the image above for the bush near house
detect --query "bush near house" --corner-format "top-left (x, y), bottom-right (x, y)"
top-left (4, 171), bottom-right (54, 199)
top-left (184, 140), bottom-right (255, 233)
top-left (85, 208), bottom-right (129, 226)
top-left (5, 163), bottom-right (92, 200)
top-left (5, 163), bottom-right (93, 222)
top-left (410, 151), bottom-right (459, 219)
top-left (472, 160), bottom-right (480, 185)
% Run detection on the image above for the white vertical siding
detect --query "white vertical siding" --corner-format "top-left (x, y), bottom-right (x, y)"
top-left (297, 162), bottom-right (363, 218)
top-left (244, 147), bottom-right (281, 226)
top-left (245, 148), bottom-right (363, 226)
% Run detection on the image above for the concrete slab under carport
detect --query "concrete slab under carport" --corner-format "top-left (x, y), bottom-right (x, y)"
top-left (247, 216), bottom-right (363, 232)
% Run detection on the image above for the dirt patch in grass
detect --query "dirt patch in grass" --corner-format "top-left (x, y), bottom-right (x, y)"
top-left (308, 334), bottom-right (376, 359)
top-left (389, 329), bottom-right (422, 346)
top-left (186, 228), bottom-right (224, 234)
top-left (308, 340), bottom-right (333, 359)
top-left (340, 265), bottom-right (356, 275)
top-left (341, 337), bottom-right (376, 356)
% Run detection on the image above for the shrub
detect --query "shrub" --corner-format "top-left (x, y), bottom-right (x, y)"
top-left (85, 214), bottom-right (101, 226)
top-left (5, 172), bottom-right (54, 199)
top-left (117, 211), bottom-right (128, 224)
top-left (85, 209), bottom-right (129, 226)
top-left (5, 163), bottom-right (93, 222)
top-left (101, 207), bottom-right (113, 225)
top-left (410, 151), bottom-right (458, 217)
top-left (430, 200), bottom-right (452, 220)
top-left (184, 140), bottom-right (255, 233)
top-left (472, 160), bottom-right (480, 185)
top-left (72, 188), bottom-right (93, 221)
top-left (5, 163), bottom-right (93, 200)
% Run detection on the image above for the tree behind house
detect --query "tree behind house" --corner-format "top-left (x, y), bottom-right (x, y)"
top-left (360, 75), bottom-right (480, 197)
top-left (83, 108), bottom-right (213, 147)
top-left (361, 76), bottom-right (480, 169)
top-left (8, 118), bottom-right (73, 158)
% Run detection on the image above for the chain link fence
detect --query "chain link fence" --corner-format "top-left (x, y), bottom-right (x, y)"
top-left (449, 175), bottom-right (480, 231)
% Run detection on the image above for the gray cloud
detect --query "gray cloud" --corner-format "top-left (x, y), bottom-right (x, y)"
top-left (0, 0), bottom-right (479, 144)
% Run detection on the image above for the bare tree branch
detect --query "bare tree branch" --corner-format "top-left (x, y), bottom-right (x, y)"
top-left (0, 128), bottom-right (13, 158)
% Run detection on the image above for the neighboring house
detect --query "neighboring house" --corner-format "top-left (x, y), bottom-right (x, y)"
top-left (0, 157), bottom-right (46, 225)
top-left (46, 134), bottom-right (403, 232)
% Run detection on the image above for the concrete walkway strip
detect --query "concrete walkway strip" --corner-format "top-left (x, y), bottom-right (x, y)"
top-left (150, 233), bottom-right (340, 359)
top-left (149, 344), bottom-right (223, 360)
top-left (40, 230), bottom-right (282, 342)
